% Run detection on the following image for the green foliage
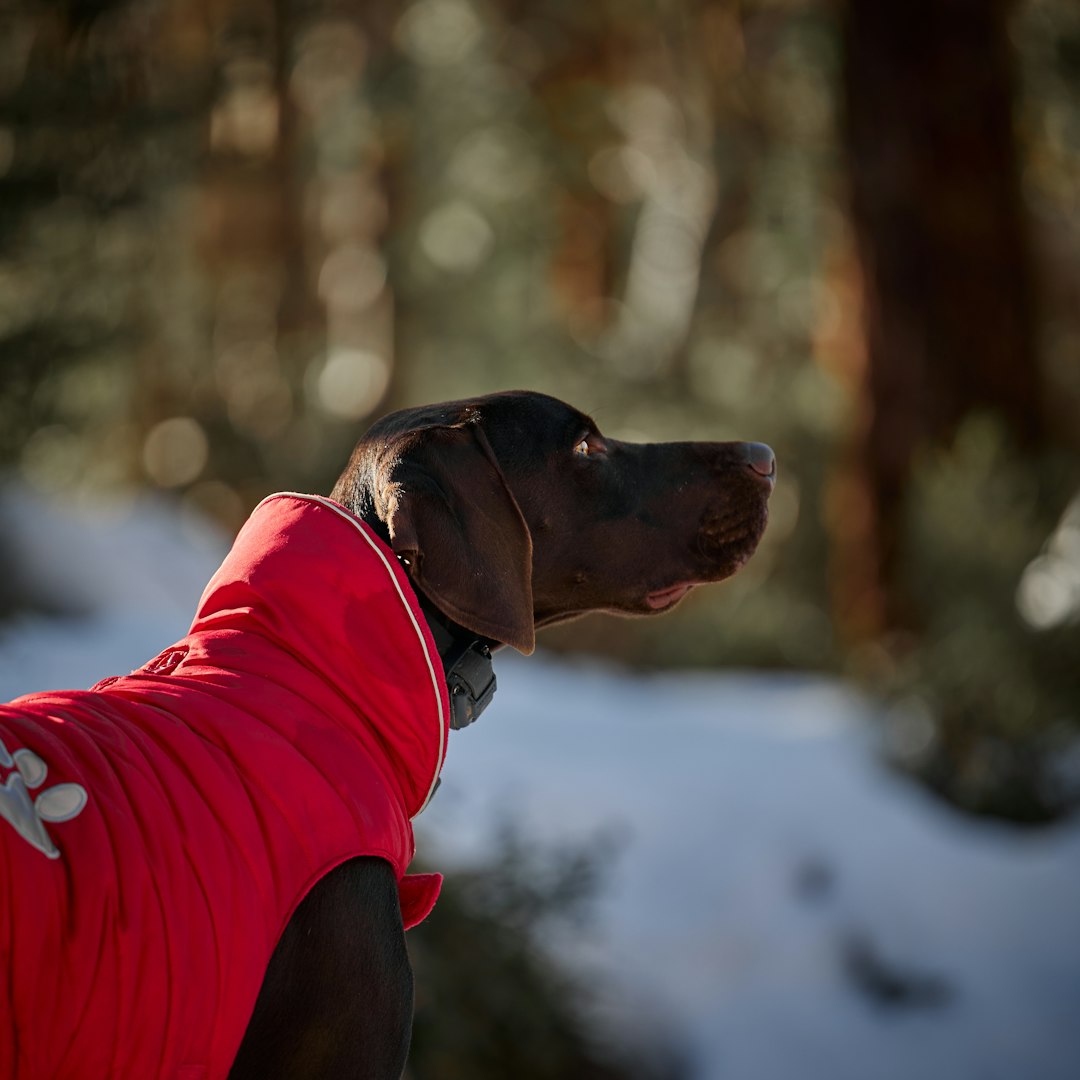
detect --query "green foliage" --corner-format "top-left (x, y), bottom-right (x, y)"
top-left (407, 828), bottom-right (686, 1080)
top-left (884, 417), bottom-right (1080, 822)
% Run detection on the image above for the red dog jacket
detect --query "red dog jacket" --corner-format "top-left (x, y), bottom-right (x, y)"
top-left (0, 493), bottom-right (449, 1079)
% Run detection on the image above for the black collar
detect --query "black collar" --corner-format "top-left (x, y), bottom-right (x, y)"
top-left (355, 507), bottom-right (499, 730)
top-left (416, 593), bottom-right (498, 730)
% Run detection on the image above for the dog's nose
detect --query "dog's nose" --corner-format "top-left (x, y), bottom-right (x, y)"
top-left (738, 442), bottom-right (776, 480)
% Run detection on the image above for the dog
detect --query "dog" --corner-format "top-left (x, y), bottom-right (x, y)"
top-left (0, 391), bottom-right (774, 1079)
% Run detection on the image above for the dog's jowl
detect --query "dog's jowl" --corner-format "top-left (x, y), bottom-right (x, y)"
top-left (1, 391), bottom-right (773, 1080)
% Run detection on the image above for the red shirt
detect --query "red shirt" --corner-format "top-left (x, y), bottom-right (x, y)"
top-left (0, 493), bottom-right (449, 1079)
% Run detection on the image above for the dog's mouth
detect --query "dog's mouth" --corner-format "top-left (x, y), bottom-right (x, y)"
top-left (642, 510), bottom-right (768, 612)
top-left (644, 582), bottom-right (700, 610)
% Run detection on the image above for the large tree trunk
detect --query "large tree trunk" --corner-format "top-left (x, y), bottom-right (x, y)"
top-left (836, 0), bottom-right (1041, 638)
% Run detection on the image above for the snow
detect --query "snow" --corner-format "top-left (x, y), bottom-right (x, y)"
top-left (0, 481), bottom-right (229, 691)
top-left (2, 482), bottom-right (1079, 1080)
top-left (422, 660), bottom-right (1080, 1079)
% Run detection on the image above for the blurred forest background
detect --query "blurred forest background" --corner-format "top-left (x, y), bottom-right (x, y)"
top-left (1, 0), bottom-right (1079, 1075)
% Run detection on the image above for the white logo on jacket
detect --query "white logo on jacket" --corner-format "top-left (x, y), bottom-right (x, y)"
top-left (0, 738), bottom-right (88, 859)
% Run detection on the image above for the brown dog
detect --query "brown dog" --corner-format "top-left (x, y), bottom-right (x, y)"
top-left (229, 390), bottom-right (774, 1078)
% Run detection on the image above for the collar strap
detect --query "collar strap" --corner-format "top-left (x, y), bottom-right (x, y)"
top-left (417, 594), bottom-right (498, 730)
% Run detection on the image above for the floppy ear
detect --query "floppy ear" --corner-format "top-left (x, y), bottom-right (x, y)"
top-left (381, 424), bottom-right (535, 655)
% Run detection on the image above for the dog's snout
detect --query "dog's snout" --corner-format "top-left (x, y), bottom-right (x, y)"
top-left (737, 442), bottom-right (776, 481)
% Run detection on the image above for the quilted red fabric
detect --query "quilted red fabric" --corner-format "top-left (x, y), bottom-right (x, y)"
top-left (0, 493), bottom-right (449, 1079)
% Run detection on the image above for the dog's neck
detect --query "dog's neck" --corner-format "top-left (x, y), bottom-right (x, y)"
top-left (352, 503), bottom-right (498, 730)
top-left (356, 502), bottom-right (392, 547)
top-left (414, 594), bottom-right (498, 729)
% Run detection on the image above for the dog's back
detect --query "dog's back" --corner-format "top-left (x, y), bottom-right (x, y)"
top-left (0, 494), bottom-right (447, 1078)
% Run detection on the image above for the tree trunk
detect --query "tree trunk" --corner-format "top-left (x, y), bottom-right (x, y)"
top-left (837, 0), bottom-right (1041, 638)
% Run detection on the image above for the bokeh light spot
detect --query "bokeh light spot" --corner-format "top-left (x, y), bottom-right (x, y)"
top-left (291, 19), bottom-right (367, 116)
top-left (142, 418), bottom-right (209, 488)
top-left (419, 200), bottom-right (494, 273)
top-left (588, 145), bottom-right (654, 204)
top-left (449, 126), bottom-right (540, 203)
top-left (395, 0), bottom-right (483, 67)
top-left (318, 245), bottom-right (386, 313)
top-left (1017, 493), bottom-right (1080, 629)
top-left (315, 347), bottom-right (390, 420)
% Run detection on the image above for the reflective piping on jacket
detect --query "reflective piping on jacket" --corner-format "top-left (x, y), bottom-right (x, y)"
top-left (253, 492), bottom-right (448, 817)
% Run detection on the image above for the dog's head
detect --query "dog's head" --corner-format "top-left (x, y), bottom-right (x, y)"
top-left (331, 391), bottom-right (774, 655)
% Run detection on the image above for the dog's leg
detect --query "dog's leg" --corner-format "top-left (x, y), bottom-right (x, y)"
top-left (229, 856), bottom-right (413, 1080)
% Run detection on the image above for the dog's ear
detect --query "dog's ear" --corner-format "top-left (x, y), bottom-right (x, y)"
top-left (380, 423), bottom-right (535, 655)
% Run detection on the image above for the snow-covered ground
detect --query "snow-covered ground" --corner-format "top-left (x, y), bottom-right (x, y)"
top-left (422, 659), bottom-right (1080, 1080)
top-left (2, 483), bottom-right (1079, 1080)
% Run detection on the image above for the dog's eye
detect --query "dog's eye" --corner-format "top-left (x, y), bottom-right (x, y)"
top-left (573, 434), bottom-right (604, 457)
